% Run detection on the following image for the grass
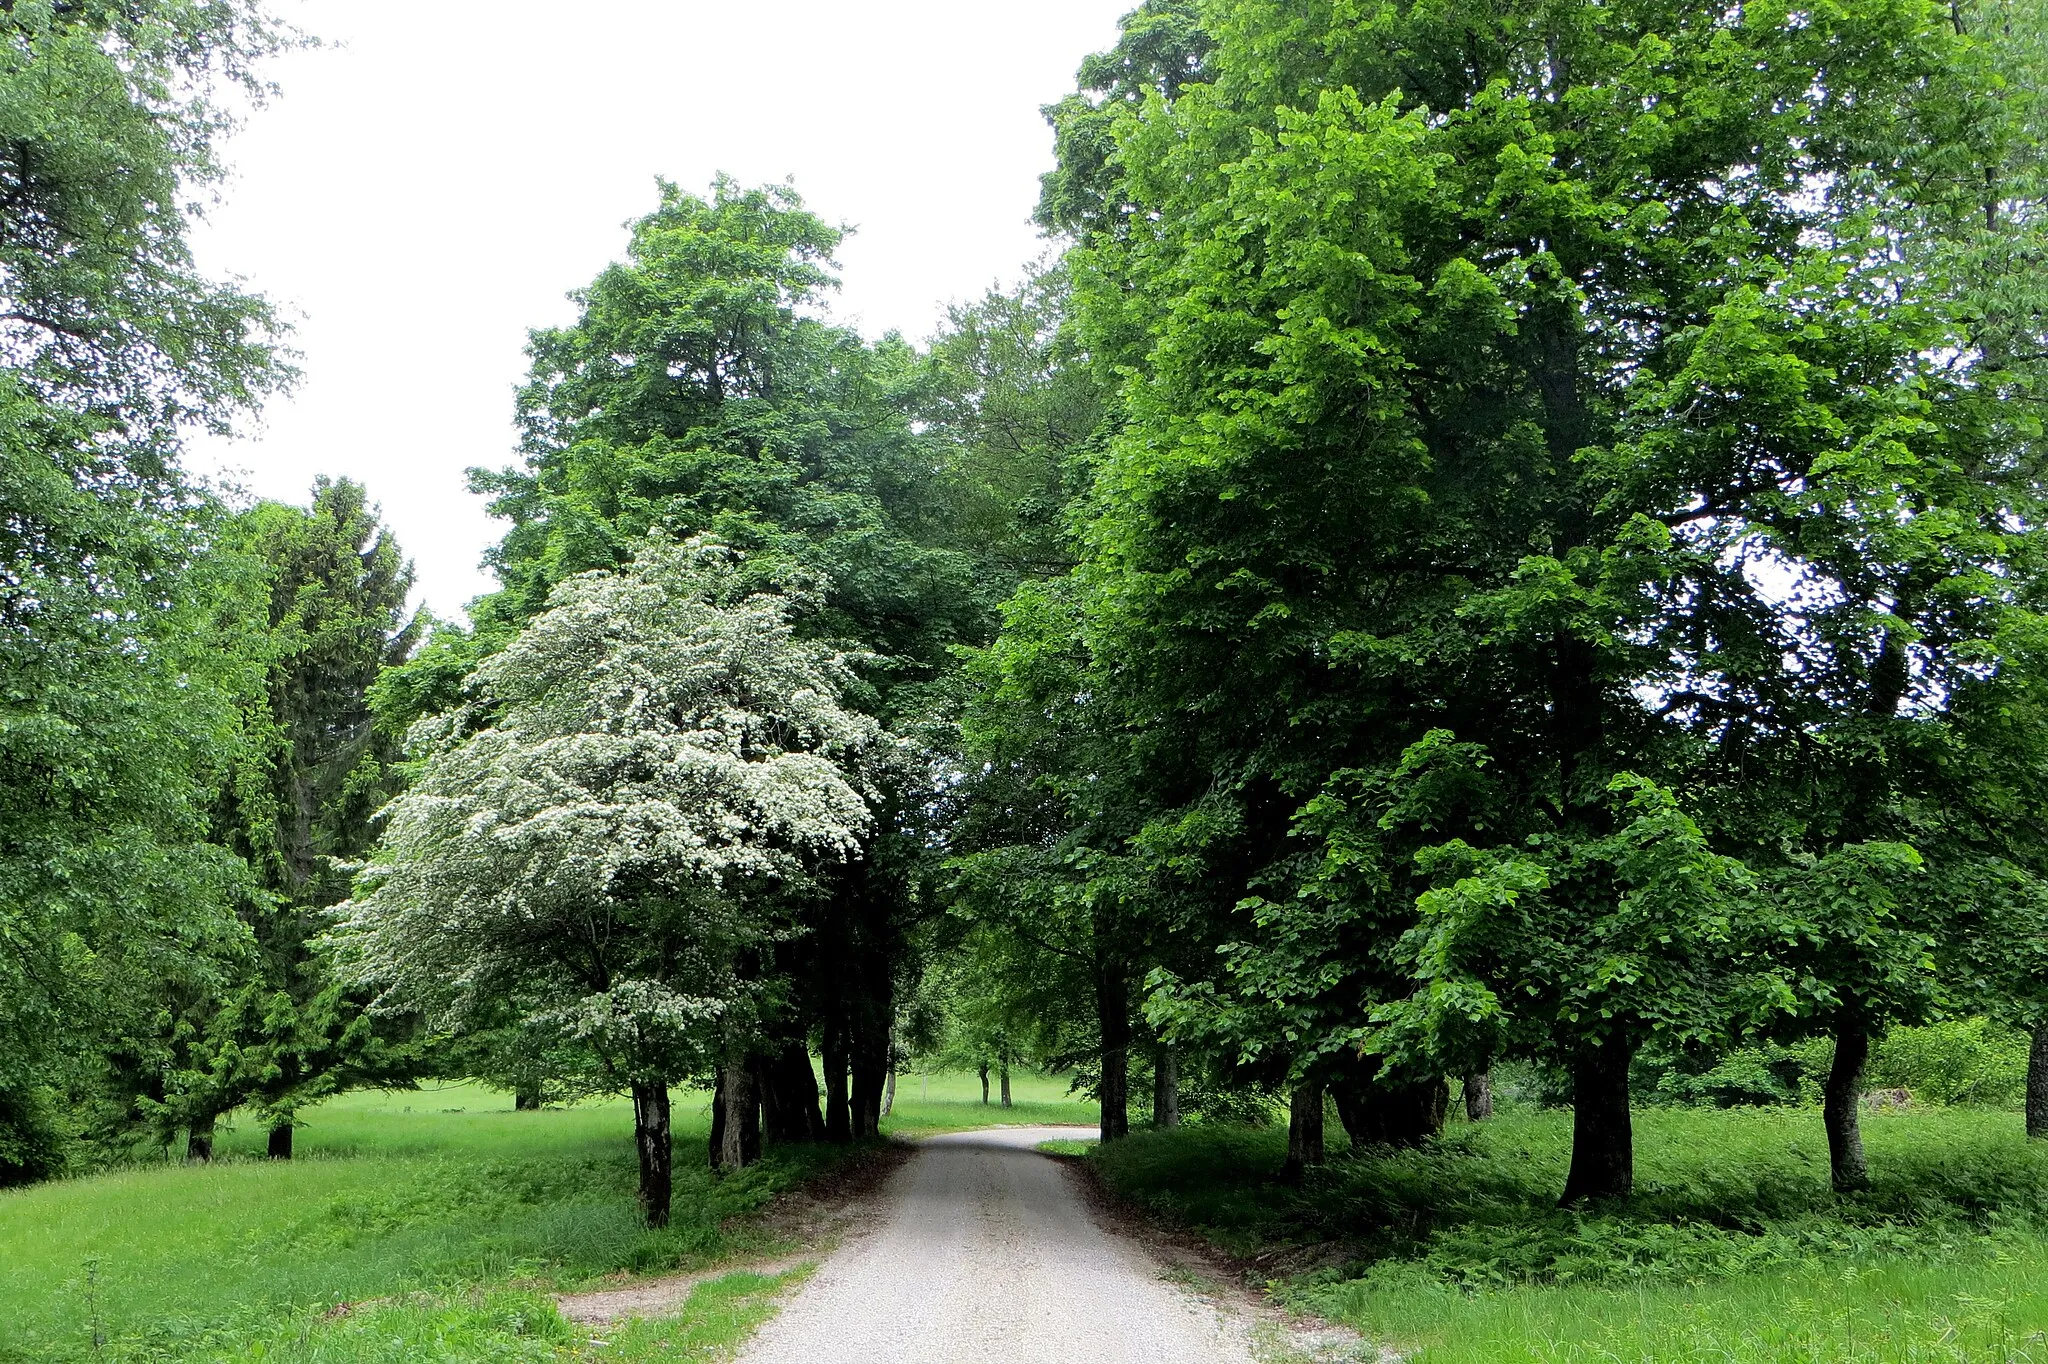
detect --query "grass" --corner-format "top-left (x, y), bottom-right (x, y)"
top-left (1087, 1104), bottom-right (2048, 1362)
top-left (879, 1067), bottom-right (1096, 1137)
top-left (0, 1072), bottom-right (1092, 1363)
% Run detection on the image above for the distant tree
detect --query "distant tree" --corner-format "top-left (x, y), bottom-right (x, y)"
top-left (330, 539), bottom-right (880, 1226)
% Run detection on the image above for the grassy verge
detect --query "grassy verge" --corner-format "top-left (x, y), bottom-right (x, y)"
top-left (1085, 1105), bottom-right (2048, 1362)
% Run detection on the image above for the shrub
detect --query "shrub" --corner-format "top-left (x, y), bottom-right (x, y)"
top-left (0, 1084), bottom-right (65, 1187)
top-left (1867, 1018), bottom-right (2030, 1108)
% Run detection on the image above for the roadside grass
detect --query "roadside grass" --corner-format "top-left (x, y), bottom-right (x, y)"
top-left (200, 1271), bottom-right (811, 1363)
top-left (880, 1068), bottom-right (1097, 1137)
top-left (0, 1083), bottom-right (844, 1363)
top-left (1037, 1138), bottom-right (1098, 1157)
top-left (1087, 1105), bottom-right (2048, 1361)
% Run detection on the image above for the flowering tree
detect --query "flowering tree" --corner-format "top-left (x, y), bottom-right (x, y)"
top-left (329, 539), bottom-right (877, 1225)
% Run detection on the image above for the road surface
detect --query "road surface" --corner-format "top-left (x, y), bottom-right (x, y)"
top-left (733, 1126), bottom-right (1260, 1364)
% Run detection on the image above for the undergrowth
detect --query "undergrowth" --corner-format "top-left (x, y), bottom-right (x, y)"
top-left (1093, 1106), bottom-right (2048, 1361)
top-left (1092, 1107), bottom-right (2048, 1288)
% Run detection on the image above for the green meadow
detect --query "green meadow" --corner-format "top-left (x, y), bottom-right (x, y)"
top-left (0, 1077), bottom-right (1094, 1364)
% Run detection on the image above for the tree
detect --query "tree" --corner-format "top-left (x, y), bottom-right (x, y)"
top-left (1027, 0), bottom-right (2045, 1201)
top-left (204, 479), bottom-right (424, 1157)
top-left (465, 179), bottom-right (1005, 1136)
top-left (0, 0), bottom-right (291, 1180)
top-left (329, 538), bottom-right (880, 1226)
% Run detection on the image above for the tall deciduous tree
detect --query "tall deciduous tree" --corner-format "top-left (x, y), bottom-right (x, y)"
top-left (1026, 0), bottom-right (2048, 1198)
top-left (0, 0), bottom-right (290, 1180)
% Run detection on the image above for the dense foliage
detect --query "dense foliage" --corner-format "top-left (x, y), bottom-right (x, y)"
top-left (958, 0), bottom-right (2048, 1205)
top-left (11, 0), bottom-right (2048, 1287)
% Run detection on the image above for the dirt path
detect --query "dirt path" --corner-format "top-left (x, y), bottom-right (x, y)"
top-left (731, 1126), bottom-right (1262, 1364)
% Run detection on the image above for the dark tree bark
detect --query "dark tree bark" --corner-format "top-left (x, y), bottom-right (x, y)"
top-left (759, 1042), bottom-right (825, 1144)
top-left (1153, 1042), bottom-right (1180, 1129)
top-left (1281, 1077), bottom-right (1325, 1183)
top-left (1463, 1068), bottom-right (1494, 1122)
top-left (717, 1061), bottom-right (760, 1171)
top-left (185, 1113), bottom-right (216, 1164)
top-left (631, 1080), bottom-right (672, 1227)
top-left (709, 1069), bottom-right (726, 1166)
top-left (1096, 957), bottom-right (1131, 1141)
top-left (514, 1084), bottom-right (542, 1112)
top-left (1000, 1057), bottom-right (1012, 1109)
top-left (2029, 1022), bottom-right (2048, 1140)
top-left (850, 1021), bottom-right (888, 1140)
top-left (1825, 1025), bottom-right (1872, 1192)
top-left (267, 1122), bottom-right (294, 1160)
top-left (1329, 1055), bottom-right (1447, 1148)
top-left (822, 1016), bottom-right (852, 1143)
top-left (1560, 1032), bottom-right (1634, 1204)
top-left (979, 1062), bottom-right (990, 1106)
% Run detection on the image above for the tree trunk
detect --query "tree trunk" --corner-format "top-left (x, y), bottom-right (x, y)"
top-left (2029, 1022), bottom-right (2048, 1140)
top-left (185, 1113), bottom-right (216, 1164)
top-left (717, 1061), bottom-right (760, 1171)
top-left (1825, 1025), bottom-right (1872, 1192)
top-left (1153, 1042), bottom-right (1180, 1129)
top-left (850, 1026), bottom-right (887, 1140)
top-left (1463, 1068), bottom-right (1494, 1122)
top-left (1560, 1032), bottom-right (1634, 1204)
top-left (631, 1080), bottom-right (672, 1227)
top-left (881, 1067), bottom-right (896, 1119)
top-left (1095, 957), bottom-right (1131, 1141)
top-left (1281, 1076), bottom-right (1325, 1183)
top-left (979, 1062), bottom-right (990, 1105)
top-left (759, 1042), bottom-right (824, 1144)
top-left (514, 1084), bottom-right (542, 1111)
top-left (1330, 1056), bottom-right (1447, 1148)
top-left (1000, 1057), bottom-right (1012, 1109)
top-left (823, 1018), bottom-right (852, 1143)
top-left (267, 1121), bottom-right (294, 1160)
top-left (708, 1069), bottom-right (726, 1166)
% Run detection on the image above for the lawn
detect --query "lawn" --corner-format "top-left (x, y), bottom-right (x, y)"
top-left (881, 1066), bottom-right (1096, 1136)
top-left (0, 1073), bottom-right (1090, 1364)
top-left (1088, 1104), bottom-right (2048, 1362)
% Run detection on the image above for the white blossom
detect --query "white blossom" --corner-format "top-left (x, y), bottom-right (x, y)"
top-left (326, 538), bottom-right (885, 1081)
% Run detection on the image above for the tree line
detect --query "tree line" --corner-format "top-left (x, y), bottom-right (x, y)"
top-left (8, 0), bottom-right (2048, 1231)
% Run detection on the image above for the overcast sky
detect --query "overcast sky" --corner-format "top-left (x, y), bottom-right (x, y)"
top-left (189, 0), bottom-right (1130, 619)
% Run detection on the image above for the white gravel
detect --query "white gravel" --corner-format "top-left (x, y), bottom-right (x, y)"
top-left (732, 1126), bottom-right (1262, 1364)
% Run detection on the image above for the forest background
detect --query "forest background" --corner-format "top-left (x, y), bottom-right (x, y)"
top-left (10, 0), bottom-right (2048, 1358)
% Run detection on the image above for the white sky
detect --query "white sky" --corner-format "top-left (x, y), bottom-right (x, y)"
top-left (190, 0), bottom-right (1130, 620)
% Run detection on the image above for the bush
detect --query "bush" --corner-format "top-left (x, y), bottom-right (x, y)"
top-left (0, 1083), bottom-right (65, 1187)
top-left (1628, 1020), bottom-right (2030, 1111)
top-left (1638, 1044), bottom-right (1815, 1108)
top-left (1867, 1018), bottom-right (2030, 1108)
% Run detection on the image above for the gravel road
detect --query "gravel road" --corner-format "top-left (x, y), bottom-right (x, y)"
top-left (732, 1126), bottom-right (1260, 1364)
